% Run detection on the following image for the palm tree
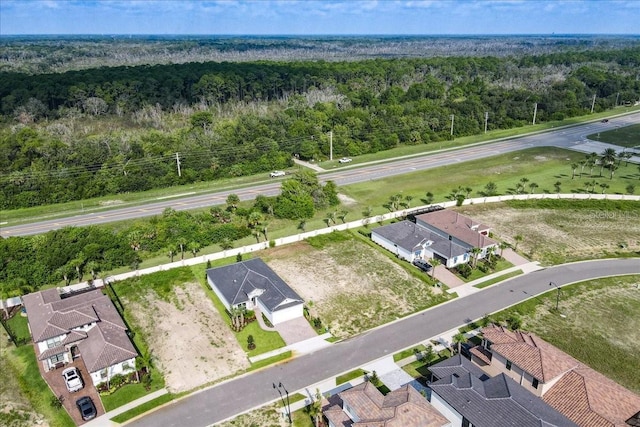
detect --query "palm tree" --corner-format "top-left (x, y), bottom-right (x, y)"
top-left (587, 152), bottom-right (598, 177)
top-left (261, 223), bottom-right (270, 241)
top-left (452, 333), bottom-right (466, 355)
top-left (177, 237), bottom-right (188, 260)
top-left (554, 181), bottom-right (562, 193)
top-left (85, 261), bottom-right (101, 280)
top-left (167, 245), bottom-right (177, 263)
top-left (188, 241), bottom-right (201, 257)
top-left (609, 163), bottom-right (618, 180)
top-left (599, 183), bottom-right (609, 194)
top-left (307, 388), bottom-right (323, 427)
top-left (338, 210), bottom-right (349, 223)
top-left (570, 163), bottom-right (579, 179)
top-left (529, 182), bottom-right (538, 194)
top-left (470, 247), bottom-right (482, 268)
top-left (464, 187), bottom-right (473, 198)
top-left (499, 241), bottom-right (510, 257)
top-left (429, 257), bottom-right (441, 280)
top-left (600, 148), bottom-right (616, 176)
top-left (424, 192), bottom-right (434, 204)
top-left (518, 177), bottom-right (529, 194)
top-left (514, 235), bottom-right (523, 252)
top-left (226, 193), bottom-right (240, 211)
top-left (484, 182), bottom-right (498, 196)
top-left (297, 220), bottom-right (307, 232)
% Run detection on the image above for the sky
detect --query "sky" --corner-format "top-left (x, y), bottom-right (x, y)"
top-left (1, 0), bottom-right (639, 36)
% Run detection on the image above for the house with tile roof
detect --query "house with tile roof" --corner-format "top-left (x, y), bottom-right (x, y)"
top-left (415, 210), bottom-right (497, 260)
top-left (205, 258), bottom-right (303, 326)
top-left (478, 325), bottom-right (640, 427)
top-left (22, 288), bottom-right (137, 386)
top-left (371, 209), bottom-right (497, 268)
top-left (428, 354), bottom-right (577, 427)
top-left (323, 381), bottom-right (450, 427)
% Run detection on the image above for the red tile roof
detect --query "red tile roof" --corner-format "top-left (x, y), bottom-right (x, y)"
top-left (416, 209), bottom-right (497, 249)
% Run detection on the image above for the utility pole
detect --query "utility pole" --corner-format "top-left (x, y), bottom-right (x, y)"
top-left (329, 130), bottom-right (333, 161)
top-left (590, 94), bottom-right (597, 114)
top-left (532, 103), bottom-right (538, 125)
top-left (175, 152), bottom-right (181, 177)
top-left (615, 92), bottom-right (620, 107)
top-left (484, 111), bottom-right (489, 134)
top-left (450, 114), bottom-right (455, 136)
top-left (549, 282), bottom-right (561, 312)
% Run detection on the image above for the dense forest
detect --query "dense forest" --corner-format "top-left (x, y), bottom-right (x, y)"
top-left (1, 45), bottom-right (639, 209)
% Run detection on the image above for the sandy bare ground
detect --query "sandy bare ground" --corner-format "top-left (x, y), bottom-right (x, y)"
top-left (458, 204), bottom-right (640, 265)
top-left (265, 237), bottom-right (445, 339)
top-left (125, 282), bottom-right (249, 393)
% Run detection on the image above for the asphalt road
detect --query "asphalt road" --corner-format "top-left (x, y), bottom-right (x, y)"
top-left (128, 258), bottom-right (640, 427)
top-left (3, 112), bottom-right (638, 238)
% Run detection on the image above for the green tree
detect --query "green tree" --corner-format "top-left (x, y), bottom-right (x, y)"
top-left (626, 184), bottom-right (635, 195)
top-left (529, 182), bottom-right (538, 194)
top-left (429, 257), bottom-right (441, 279)
top-left (452, 332), bottom-right (466, 355)
top-left (484, 182), bottom-right (498, 196)
top-left (226, 193), bottom-right (240, 212)
top-left (570, 162), bottom-right (579, 179)
top-left (188, 241), bottom-right (201, 258)
top-left (554, 181), bottom-right (562, 193)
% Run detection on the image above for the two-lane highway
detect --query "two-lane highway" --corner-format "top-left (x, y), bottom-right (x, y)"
top-left (126, 259), bottom-right (640, 427)
top-left (2, 112), bottom-right (638, 237)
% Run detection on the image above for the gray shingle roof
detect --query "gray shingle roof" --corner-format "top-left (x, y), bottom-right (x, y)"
top-left (429, 353), bottom-right (490, 382)
top-left (373, 220), bottom-right (468, 258)
top-left (206, 258), bottom-right (303, 312)
top-left (429, 357), bottom-right (577, 427)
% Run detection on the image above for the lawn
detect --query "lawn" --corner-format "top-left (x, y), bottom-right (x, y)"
top-left (488, 275), bottom-right (640, 394)
top-left (100, 369), bottom-right (165, 412)
top-left (455, 258), bottom-right (514, 283)
top-left (336, 368), bottom-right (367, 385)
top-left (341, 147), bottom-right (639, 218)
top-left (474, 270), bottom-right (522, 289)
top-left (587, 123), bottom-right (640, 148)
top-left (5, 312), bottom-right (31, 344)
top-left (110, 393), bottom-right (174, 424)
top-left (393, 344), bottom-right (427, 362)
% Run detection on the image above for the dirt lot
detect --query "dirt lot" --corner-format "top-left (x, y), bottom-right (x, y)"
top-left (124, 282), bottom-right (249, 393)
top-left (263, 234), bottom-right (446, 339)
top-left (458, 204), bottom-right (640, 265)
top-left (0, 347), bottom-right (49, 427)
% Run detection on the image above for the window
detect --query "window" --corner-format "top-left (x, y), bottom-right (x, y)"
top-left (462, 417), bottom-right (471, 427)
top-left (532, 378), bottom-right (539, 389)
top-left (49, 353), bottom-right (64, 364)
top-left (100, 369), bottom-right (108, 379)
top-left (46, 336), bottom-right (63, 349)
top-left (506, 360), bottom-right (512, 371)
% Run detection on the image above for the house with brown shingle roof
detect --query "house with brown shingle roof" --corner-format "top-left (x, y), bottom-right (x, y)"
top-left (22, 288), bottom-right (137, 386)
top-left (323, 381), bottom-right (450, 427)
top-left (479, 325), bottom-right (640, 427)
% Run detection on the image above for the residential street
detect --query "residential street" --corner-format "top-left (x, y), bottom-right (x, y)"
top-left (128, 258), bottom-right (640, 427)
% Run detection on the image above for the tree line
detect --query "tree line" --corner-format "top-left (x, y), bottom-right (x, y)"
top-left (0, 170), bottom-right (338, 298)
top-left (1, 48), bottom-right (639, 209)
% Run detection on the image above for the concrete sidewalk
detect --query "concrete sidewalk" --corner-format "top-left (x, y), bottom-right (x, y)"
top-left (84, 388), bottom-right (169, 427)
top-left (249, 333), bottom-right (332, 363)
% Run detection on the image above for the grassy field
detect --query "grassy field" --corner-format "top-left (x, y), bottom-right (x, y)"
top-left (488, 275), bottom-right (640, 394)
top-left (587, 123), bottom-right (640, 148)
top-left (110, 393), bottom-right (174, 424)
top-left (458, 200), bottom-right (640, 265)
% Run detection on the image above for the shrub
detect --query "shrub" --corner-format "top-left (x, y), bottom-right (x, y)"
top-left (456, 264), bottom-right (472, 279)
top-left (247, 335), bottom-right (256, 350)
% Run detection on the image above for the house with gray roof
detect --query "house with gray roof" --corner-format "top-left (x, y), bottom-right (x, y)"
top-left (206, 258), bottom-right (304, 325)
top-left (22, 288), bottom-right (137, 386)
top-left (428, 354), bottom-right (577, 427)
top-left (371, 220), bottom-right (472, 268)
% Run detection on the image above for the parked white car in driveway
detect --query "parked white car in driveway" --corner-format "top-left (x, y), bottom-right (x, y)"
top-left (270, 170), bottom-right (286, 178)
top-left (62, 367), bottom-right (84, 392)
top-left (338, 157), bottom-right (353, 163)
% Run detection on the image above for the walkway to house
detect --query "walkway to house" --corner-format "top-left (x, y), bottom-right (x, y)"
top-left (253, 308), bottom-right (276, 331)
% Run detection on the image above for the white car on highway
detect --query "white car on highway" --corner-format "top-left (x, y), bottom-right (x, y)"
top-left (270, 170), bottom-right (286, 178)
top-left (338, 157), bottom-right (352, 163)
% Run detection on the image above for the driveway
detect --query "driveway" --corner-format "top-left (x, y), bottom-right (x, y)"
top-left (275, 317), bottom-right (318, 345)
top-left (37, 349), bottom-right (105, 425)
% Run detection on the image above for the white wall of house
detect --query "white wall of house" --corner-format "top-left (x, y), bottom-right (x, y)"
top-left (90, 357), bottom-right (137, 386)
top-left (489, 352), bottom-right (564, 397)
top-left (342, 402), bottom-right (360, 423)
top-left (207, 277), bottom-right (232, 311)
top-left (371, 233), bottom-right (415, 261)
top-left (429, 392), bottom-right (463, 427)
top-left (257, 299), bottom-right (302, 325)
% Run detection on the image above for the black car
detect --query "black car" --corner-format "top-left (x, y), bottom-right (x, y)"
top-left (76, 396), bottom-right (97, 421)
top-left (413, 259), bottom-right (432, 272)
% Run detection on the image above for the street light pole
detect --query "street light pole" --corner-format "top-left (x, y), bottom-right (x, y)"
top-left (549, 282), bottom-right (560, 311)
top-left (273, 382), bottom-right (291, 424)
